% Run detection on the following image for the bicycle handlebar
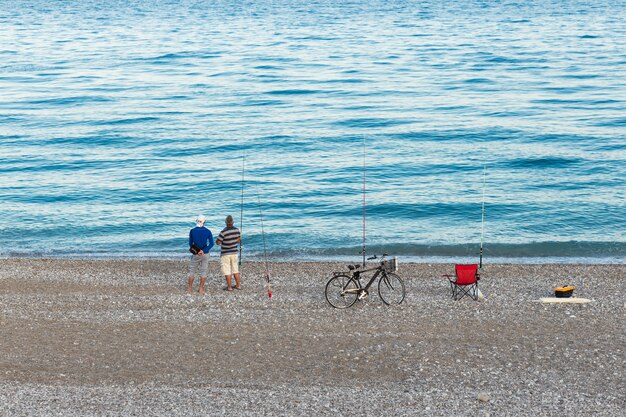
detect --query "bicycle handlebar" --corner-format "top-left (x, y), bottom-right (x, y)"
top-left (367, 253), bottom-right (389, 261)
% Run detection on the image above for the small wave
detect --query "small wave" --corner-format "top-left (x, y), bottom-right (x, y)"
top-left (0, 157), bottom-right (136, 174)
top-left (594, 117), bottom-right (626, 127)
top-left (343, 202), bottom-right (485, 220)
top-left (507, 156), bottom-right (582, 169)
top-left (133, 51), bottom-right (207, 62)
top-left (244, 135), bottom-right (313, 151)
top-left (92, 117), bottom-right (160, 126)
top-left (253, 65), bottom-right (283, 70)
top-left (46, 134), bottom-right (136, 148)
top-left (484, 55), bottom-right (520, 64)
top-left (524, 133), bottom-right (590, 143)
top-left (432, 105), bottom-right (470, 112)
top-left (596, 143), bottom-right (626, 151)
top-left (0, 115), bottom-right (22, 123)
top-left (151, 52), bottom-right (185, 60)
top-left (28, 96), bottom-right (112, 106)
top-left (153, 95), bottom-right (192, 101)
top-left (265, 89), bottom-right (320, 95)
top-left (321, 78), bottom-right (366, 84)
top-left (160, 143), bottom-right (244, 157)
top-left (463, 77), bottom-right (494, 84)
top-left (558, 73), bottom-right (599, 80)
top-left (334, 118), bottom-right (413, 128)
top-left (291, 35), bottom-right (338, 41)
top-left (240, 99), bottom-right (286, 107)
top-left (390, 128), bottom-right (520, 143)
top-left (0, 134), bottom-right (22, 140)
top-left (0, 63), bottom-right (52, 72)
top-left (531, 98), bottom-right (584, 105)
top-left (85, 86), bottom-right (136, 93)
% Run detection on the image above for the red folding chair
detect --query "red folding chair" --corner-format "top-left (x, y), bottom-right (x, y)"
top-left (443, 264), bottom-right (480, 301)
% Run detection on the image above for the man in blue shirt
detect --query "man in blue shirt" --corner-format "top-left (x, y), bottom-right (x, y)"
top-left (188, 214), bottom-right (214, 294)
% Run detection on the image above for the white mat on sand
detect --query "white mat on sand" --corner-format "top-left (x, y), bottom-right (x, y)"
top-left (536, 297), bottom-right (593, 304)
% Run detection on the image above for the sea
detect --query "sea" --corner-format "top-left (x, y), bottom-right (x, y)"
top-left (1, 0), bottom-right (625, 264)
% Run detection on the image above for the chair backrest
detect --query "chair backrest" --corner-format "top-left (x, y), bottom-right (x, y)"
top-left (455, 264), bottom-right (478, 285)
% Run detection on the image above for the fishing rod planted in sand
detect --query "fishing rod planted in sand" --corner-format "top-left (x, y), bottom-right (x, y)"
top-left (362, 136), bottom-right (366, 268)
top-left (257, 195), bottom-right (272, 299)
top-left (239, 152), bottom-right (245, 266)
top-left (479, 165), bottom-right (486, 270)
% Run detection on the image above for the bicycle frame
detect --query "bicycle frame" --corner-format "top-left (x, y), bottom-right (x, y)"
top-left (342, 264), bottom-right (386, 294)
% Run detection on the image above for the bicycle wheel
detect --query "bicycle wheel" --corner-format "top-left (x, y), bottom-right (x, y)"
top-left (378, 272), bottom-right (405, 305)
top-left (325, 274), bottom-right (359, 309)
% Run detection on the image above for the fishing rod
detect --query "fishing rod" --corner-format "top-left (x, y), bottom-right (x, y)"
top-left (239, 152), bottom-right (245, 266)
top-left (479, 165), bottom-right (486, 270)
top-left (362, 136), bottom-right (366, 268)
top-left (257, 195), bottom-right (272, 299)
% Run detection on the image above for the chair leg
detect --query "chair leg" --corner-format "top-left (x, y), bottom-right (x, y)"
top-left (454, 284), bottom-right (477, 301)
top-left (458, 287), bottom-right (468, 300)
top-left (462, 284), bottom-right (478, 301)
top-left (472, 284), bottom-right (479, 301)
top-left (454, 285), bottom-right (467, 301)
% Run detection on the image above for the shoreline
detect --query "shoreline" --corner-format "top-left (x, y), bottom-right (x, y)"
top-left (1, 254), bottom-right (625, 265)
top-left (1, 259), bottom-right (624, 416)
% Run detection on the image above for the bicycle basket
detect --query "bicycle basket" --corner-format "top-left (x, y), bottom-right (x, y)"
top-left (384, 256), bottom-right (398, 272)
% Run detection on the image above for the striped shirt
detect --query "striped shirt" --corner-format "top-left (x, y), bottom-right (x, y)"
top-left (217, 226), bottom-right (240, 256)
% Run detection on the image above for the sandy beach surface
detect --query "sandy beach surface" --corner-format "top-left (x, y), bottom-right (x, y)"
top-left (1, 258), bottom-right (624, 416)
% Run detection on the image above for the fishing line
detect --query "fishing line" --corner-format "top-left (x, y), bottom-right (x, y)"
top-left (257, 195), bottom-right (272, 298)
top-left (362, 135), bottom-right (366, 268)
top-left (479, 165), bottom-right (486, 270)
top-left (239, 151), bottom-right (245, 266)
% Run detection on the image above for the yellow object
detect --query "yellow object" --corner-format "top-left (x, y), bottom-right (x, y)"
top-left (554, 285), bottom-right (575, 298)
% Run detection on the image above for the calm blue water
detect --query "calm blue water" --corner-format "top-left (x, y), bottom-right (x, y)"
top-left (1, 0), bottom-right (625, 263)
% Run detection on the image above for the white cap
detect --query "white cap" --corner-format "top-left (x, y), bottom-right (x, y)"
top-left (195, 214), bottom-right (206, 227)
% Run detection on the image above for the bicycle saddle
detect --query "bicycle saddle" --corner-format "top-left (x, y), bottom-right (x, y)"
top-left (347, 264), bottom-right (361, 270)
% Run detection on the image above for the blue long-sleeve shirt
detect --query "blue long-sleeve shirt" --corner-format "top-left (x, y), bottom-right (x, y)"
top-left (189, 226), bottom-right (214, 254)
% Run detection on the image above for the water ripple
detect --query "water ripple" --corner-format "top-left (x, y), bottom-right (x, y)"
top-left (0, 0), bottom-right (624, 260)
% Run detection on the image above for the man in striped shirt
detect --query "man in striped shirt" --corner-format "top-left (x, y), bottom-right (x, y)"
top-left (216, 215), bottom-right (242, 291)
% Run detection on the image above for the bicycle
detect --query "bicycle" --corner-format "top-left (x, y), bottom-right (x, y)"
top-left (325, 254), bottom-right (405, 309)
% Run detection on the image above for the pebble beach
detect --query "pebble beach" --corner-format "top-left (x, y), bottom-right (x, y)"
top-left (0, 258), bottom-right (624, 416)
